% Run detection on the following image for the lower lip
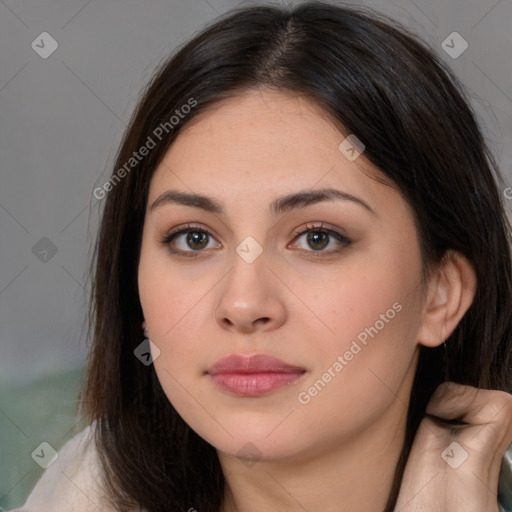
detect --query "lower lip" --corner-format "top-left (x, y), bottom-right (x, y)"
top-left (209, 371), bottom-right (305, 396)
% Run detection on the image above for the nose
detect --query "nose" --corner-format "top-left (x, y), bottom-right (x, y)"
top-left (214, 249), bottom-right (287, 334)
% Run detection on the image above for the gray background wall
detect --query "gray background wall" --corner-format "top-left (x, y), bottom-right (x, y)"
top-left (1, 0), bottom-right (511, 508)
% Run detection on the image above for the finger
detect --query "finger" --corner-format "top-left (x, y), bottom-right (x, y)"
top-left (426, 382), bottom-right (512, 428)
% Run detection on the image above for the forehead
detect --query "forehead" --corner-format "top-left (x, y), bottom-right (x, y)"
top-left (148, 87), bottom-right (398, 219)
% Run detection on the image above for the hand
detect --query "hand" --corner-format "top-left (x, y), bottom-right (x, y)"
top-left (394, 382), bottom-right (512, 512)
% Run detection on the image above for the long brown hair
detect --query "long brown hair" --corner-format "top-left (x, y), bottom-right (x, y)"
top-left (80, 2), bottom-right (512, 511)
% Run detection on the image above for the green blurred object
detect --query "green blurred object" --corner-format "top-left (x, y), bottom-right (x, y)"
top-left (0, 365), bottom-right (87, 510)
top-left (499, 443), bottom-right (512, 512)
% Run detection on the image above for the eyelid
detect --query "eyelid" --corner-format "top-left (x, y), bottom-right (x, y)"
top-left (288, 222), bottom-right (352, 254)
top-left (160, 223), bottom-right (221, 247)
top-left (290, 221), bottom-right (348, 239)
top-left (160, 221), bottom-right (351, 256)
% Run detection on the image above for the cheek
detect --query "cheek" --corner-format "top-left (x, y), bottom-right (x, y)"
top-left (138, 247), bottom-right (215, 386)
top-left (305, 259), bottom-right (416, 351)
top-left (138, 242), bottom-right (207, 342)
top-left (297, 247), bottom-right (423, 402)
top-left (291, 296), bottom-right (420, 450)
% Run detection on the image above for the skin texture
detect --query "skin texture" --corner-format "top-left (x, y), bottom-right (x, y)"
top-left (137, 87), bottom-right (480, 511)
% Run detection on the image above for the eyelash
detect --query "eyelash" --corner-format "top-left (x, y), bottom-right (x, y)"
top-left (159, 222), bottom-right (352, 259)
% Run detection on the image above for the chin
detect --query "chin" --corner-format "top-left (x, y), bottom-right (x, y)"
top-left (192, 413), bottom-right (314, 460)
top-left (213, 433), bottom-right (305, 463)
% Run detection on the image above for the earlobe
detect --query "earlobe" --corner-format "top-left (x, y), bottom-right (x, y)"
top-left (417, 250), bottom-right (477, 348)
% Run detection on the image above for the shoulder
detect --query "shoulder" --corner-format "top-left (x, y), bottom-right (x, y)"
top-left (6, 421), bottom-right (119, 512)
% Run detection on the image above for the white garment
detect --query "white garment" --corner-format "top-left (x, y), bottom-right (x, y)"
top-left (7, 422), bottom-right (118, 512)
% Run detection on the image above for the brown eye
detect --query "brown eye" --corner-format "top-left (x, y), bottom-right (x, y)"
top-left (290, 223), bottom-right (352, 258)
top-left (161, 225), bottom-right (221, 255)
top-left (306, 230), bottom-right (330, 250)
top-left (185, 231), bottom-right (209, 250)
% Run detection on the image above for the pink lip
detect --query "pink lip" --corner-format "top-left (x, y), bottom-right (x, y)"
top-left (207, 354), bottom-right (306, 397)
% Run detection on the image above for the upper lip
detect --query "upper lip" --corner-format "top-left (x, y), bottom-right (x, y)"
top-left (208, 354), bottom-right (306, 375)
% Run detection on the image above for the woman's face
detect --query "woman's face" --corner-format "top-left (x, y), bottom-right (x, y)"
top-left (138, 87), bottom-right (427, 462)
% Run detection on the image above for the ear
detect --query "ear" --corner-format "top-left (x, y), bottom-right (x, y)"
top-left (417, 250), bottom-right (477, 348)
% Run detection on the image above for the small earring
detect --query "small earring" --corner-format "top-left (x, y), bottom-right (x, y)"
top-left (142, 320), bottom-right (149, 337)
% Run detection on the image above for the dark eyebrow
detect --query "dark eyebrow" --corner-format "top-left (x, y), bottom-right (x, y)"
top-left (150, 187), bottom-right (376, 216)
